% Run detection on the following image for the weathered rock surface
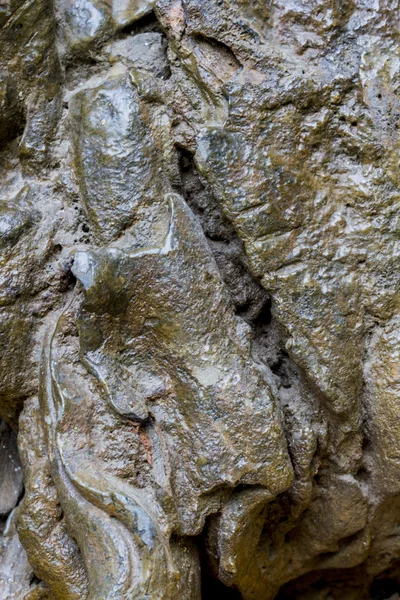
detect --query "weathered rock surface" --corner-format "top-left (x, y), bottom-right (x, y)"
top-left (1, 1), bottom-right (400, 599)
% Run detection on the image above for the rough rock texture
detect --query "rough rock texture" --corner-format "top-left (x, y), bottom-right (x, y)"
top-left (1, 1), bottom-right (400, 599)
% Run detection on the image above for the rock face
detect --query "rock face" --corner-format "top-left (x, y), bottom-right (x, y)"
top-left (1, 1), bottom-right (400, 599)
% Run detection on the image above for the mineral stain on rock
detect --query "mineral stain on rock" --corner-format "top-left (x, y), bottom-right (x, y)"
top-left (1, 1), bottom-right (400, 599)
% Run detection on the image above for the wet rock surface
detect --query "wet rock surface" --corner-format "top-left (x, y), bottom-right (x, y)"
top-left (1, 1), bottom-right (400, 599)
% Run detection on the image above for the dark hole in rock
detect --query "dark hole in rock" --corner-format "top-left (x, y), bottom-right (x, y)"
top-left (235, 301), bottom-right (252, 316)
top-left (270, 357), bottom-right (292, 389)
top-left (118, 10), bottom-right (163, 37)
top-left (355, 466), bottom-right (369, 482)
top-left (0, 420), bottom-right (24, 520)
top-left (60, 258), bottom-right (77, 291)
top-left (29, 574), bottom-right (41, 586)
top-left (65, 56), bottom-right (99, 72)
top-left (369, 578), bottom-right (400, 600)
top-left (0, 108), bottom-right (26, 151)
top-left (253, 297), bottom-right (272, 326)
top-left (201, 574), bottom-right (243, 599)
top-left (177, 146), bottom-right (269, 322)
top-left (362, 436), bottom-right (371, 451)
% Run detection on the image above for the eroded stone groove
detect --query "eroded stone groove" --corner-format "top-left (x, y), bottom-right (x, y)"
top-left (1, 1), bottom-right (400, 599)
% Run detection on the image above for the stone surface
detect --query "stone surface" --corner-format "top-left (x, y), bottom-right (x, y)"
top-left (1, 1), bottom-right (400, 599)
top-left (0, 421), bottom-right (23, 517)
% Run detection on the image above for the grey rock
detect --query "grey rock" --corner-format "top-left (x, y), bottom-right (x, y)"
top-left (107, 32), bottom-right (170, 78)
top-left (69, 71), bottom-right (163, 241)
top-left (0, 510), bottom-right (33, 600)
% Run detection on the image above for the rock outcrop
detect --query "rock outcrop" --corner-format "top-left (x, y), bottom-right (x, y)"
top-left (1, 1), bottom-right (400, 599)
